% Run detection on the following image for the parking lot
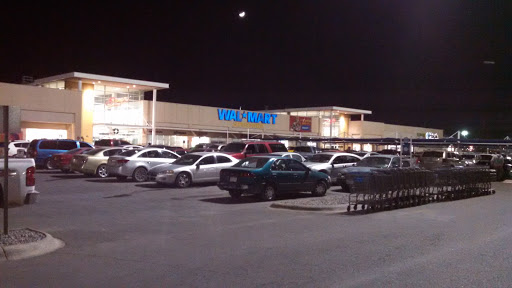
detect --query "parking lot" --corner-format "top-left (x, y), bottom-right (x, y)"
top-left (1, 171), bottom-right (512, 287)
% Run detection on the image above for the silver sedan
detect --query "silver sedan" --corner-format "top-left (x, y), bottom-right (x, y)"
top-left (148, 152), bottom-right (238, 188)
top-left (107, 148), bottom-right (180, 182)
top-left (267, 152), bottom-right (306, 162)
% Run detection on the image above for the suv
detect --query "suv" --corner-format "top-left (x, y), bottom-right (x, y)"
top-left (27, 139), bottom-right (94, 169)
top-left (94, 139), bottom-right (131, 147)
top-left (293, 146), bottom-right (322, 160)
top-left (418, 150), bottom-right (463, 169)
top-left (221, 141), bottom-right (288, 159)
top-left (0, 140), bottom-right (30, 157)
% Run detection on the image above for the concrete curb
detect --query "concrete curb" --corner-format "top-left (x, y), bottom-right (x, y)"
top-left (0, 229), bottom-right (65, 261)
top-left (270, 202), bottom-right (346, 212)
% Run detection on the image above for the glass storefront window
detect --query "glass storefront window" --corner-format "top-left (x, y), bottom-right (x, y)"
top-left (91, 85), bottom-right (144, 126)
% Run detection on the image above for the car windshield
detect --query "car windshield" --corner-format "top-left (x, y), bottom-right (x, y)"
top-left (461, 154), bottom-right (476, 159)
top-left (308, 154), bottom-right (333, 163)
top-left (119, 149), bottom-right (140, 157)
top-left (356, 157), bottom-right (391, 168)
top-left (222, 143), bottom-right (246, 153)
top-left (422, 151), bottom-right (443, 157)
top-left (172, 154), bottom-right (202, 165)
top-left (233, 158), bottom-right (270, 168)
top-left (478, 155), bottom-right (493, 161)
top-left (354, 152), bottom-right (367, 157)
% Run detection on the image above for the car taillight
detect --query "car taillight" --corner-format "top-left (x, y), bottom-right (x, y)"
top-left (26, 166), bottom-right (35, 186)
top-left (117, 159), bottom-right (129, 164)
top-left (239, 172), bottom-right (255, 178)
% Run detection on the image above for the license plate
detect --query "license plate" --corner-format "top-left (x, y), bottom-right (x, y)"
top-left (229, 176), bottom-right (237, 182)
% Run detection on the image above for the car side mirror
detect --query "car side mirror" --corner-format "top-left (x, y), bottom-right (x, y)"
top-left (331, 163), bottom-right (335, 168)
top-left (196, 164), bottom-right (200, 169)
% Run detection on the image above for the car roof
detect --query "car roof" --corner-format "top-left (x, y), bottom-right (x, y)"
top-left (366, 155), bottom-right (395, 159)
top-left (187, 152), bottom-right (227, 156)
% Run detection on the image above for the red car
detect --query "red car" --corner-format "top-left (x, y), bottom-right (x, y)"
top-left (51, 148), bottom-right (93, 172)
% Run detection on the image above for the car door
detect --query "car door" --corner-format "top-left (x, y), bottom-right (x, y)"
top-left (195, 155), bottom-right (216, 181)
top-left (213, 155), bottom-right (236, 181)
top-left (244, 144), bottom-right (258, 158)
top-left (270, 159), bottom-right (294, 190)
top-left (287, 159), bottom-right (315, 190)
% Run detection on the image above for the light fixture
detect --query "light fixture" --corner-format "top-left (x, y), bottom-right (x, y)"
top-left (239, 11), bottom-right (246, 18)
top-left (132, 85), bottom-right (136, 88)
top-left (98, 81), bottom-right (101, 83)
top-left (93, 82), bottom-right (96, 84)
top-left (126, 86), bottom-right (130, 88)
top-left (461, 130), bottom-right (469, 137)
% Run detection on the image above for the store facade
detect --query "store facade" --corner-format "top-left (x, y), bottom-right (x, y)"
top-left (0, 72), bottom-right (443, 151)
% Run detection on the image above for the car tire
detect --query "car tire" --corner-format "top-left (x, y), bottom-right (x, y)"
top-left (311, 181), bottom-right (327, 197)
top-left (175, 172), bottom-right (192, 188)
top-left (229, 190), bottom-right (242, 199)
top-left (45, 159), bottom-right (55, 170)
top-left (96, 164), bottom-right (109, 178)
top-left (260, 184), bottom-right (277, 201)
top-left (116, 175), bottom-right (128, 181)
top-left (132, 167), bottom-right (148, 182)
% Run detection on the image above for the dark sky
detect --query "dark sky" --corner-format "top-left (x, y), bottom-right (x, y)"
top-left (1, 1), bottom-right (510, 138)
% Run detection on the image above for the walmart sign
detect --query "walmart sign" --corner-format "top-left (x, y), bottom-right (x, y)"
top-left (217, 109), bottom-right (277, 124)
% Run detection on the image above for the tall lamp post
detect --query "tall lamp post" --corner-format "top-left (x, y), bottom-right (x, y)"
top-left (449, 130), bottom-right (469, 139)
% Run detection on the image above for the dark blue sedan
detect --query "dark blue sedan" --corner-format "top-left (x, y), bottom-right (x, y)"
top-left (218, 156), bottom-right (331, 201)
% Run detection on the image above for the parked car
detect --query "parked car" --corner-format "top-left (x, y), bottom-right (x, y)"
top-left (267, 152), bottom-right (306, 162)
top-left (302, 152), bottom-right (362, 181)
top-left (0, 140), bottom-right (30, 157)
top-left (51, 147), bottom-right (93, 172)
top-left (94, 139), bottom-right (131, 147)
top-left (337, 155), bottom-right (414, 191)
top-left (107, 148), bottom-right (180, 182)
top-left (221, 141), bottom-right (288, 159)
top-left (287, 146), bottom-right (296, 152)
top-left (148, 152), bottom-right (238, 187)
top-left (172, 149), bottom-right (189, 156)
top-left (461, 153), bottom-right (478, 166)
top-left (147, 145), bottom-right (189, 156)
top-left (190, 143), bottom-right (226, 152)
top-left (292, 146), bottom-right (322, 160)
top-left (217, 156), bottom-right (331, 201)
top-left (71, 147), bottom-right (126, 177)
top-left (27, 139), bottom-right (94, 169)
top-left (121, 145), bottom-right (144, 150)
top-left (418, 150), bottom-right (464, 169)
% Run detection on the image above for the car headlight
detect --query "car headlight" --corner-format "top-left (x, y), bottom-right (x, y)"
top-left (157, 170), bottom-right (174, 175)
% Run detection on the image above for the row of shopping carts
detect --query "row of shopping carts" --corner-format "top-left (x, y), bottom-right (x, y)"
top-left (345, 167), bottom-right (495, 213)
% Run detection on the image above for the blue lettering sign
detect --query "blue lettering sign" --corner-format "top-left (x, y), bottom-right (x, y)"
top-left (218, 109), bottom-right (278, 125)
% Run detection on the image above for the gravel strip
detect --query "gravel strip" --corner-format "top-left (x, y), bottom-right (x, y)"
top-left (275, 193), bottom-right (349, 207)
top-left (0, 228), bottom-right (46, 246)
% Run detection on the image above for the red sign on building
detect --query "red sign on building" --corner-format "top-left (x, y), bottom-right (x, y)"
top-left (289, 116), bottom-right (312, 132)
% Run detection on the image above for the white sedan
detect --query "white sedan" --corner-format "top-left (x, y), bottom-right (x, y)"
top-left (148, 152), bottom-right (239, 188)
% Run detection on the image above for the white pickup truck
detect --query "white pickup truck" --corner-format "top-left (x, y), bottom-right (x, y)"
top-left (0, 158), bottom-right (38, 207)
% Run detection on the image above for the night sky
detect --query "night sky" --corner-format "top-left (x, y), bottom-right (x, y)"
top-left (1, 1), bottom-right (509, 138)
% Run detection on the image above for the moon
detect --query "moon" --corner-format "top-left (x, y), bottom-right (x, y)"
top-left (239, 11), bottom-right (246, 18)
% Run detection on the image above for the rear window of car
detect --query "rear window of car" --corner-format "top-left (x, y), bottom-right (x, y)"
top-left (85, 148), bottom-right (106, 155)
top-left (233, 158), bottom-right (270, 168)
top-left (95, 140), bottom-right (111, 146)
top-left (223, 143), bottom-right (246, 153)
top-left (29, 140), bottom-right (39, 149)
top-left (268, 143), bottom-right (287, 152)
top-left (422, 151), bottom-right (443, 158)
top-left (39, 140), bottom-right (58, 149)
top-left (119, 150), bottom-right (139, 157)
top-left (80, 142), bottom-right (93, 148)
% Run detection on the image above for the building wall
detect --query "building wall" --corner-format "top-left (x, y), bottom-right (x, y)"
top-left (349, 120), bottom-right (444, 138)
top-left (0, 82), bottom-right (82, 139)
top-left (144, 101), bottom-right (321, 137)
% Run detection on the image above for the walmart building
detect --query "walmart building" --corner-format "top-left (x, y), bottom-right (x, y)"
top-left (0, 72), bottom-right (443, 150)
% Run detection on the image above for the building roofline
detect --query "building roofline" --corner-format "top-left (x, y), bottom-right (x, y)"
top-left (263, 106), bottom-right (372, 115)
top-left (32, 72), bottom-right (169, 90)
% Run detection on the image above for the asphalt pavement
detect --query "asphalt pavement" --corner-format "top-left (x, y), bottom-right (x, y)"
top-left (1, 171), bottom-right (511, 287)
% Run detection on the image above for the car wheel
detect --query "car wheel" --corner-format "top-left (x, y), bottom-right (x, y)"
top-left (45, 159), bottom-right (55, 170)
top-left (96, 164), bottom-right (109, 178)
top-left (229, 190), bottom-right (242, 199)
top-left (175, 172), bottom-right (191, 188)
top-left (260, 184), bottom-right (277, 201)
top-left (132, 167), bottom-right (148, 182)
top-left (116, 175), bottom-right (128, 181)
top-left (312, 181), bottom-right (327, 197)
